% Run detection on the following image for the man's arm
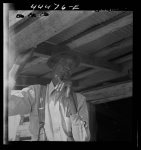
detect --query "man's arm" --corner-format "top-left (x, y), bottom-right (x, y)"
top-left (8, 49), bottom-right (35, 116)
top-left (70, 93), bottom-right (90, 141)
top-left (8, 85), bottom-right (37, 116)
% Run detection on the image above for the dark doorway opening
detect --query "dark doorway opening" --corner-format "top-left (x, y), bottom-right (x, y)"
top-left (95, 97), bottom-right (132, 141)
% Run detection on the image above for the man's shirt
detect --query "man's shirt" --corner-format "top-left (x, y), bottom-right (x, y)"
top-left (9, 82), bottom-right (90, 141)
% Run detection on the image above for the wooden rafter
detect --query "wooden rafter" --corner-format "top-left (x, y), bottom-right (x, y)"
top-left (82, 81), bottom-right (132, 104)
top-left (32, 46), bottom-right (122, 72)
top-left (10, 11), bottom-right (95, 53)
top-left (94, 37), bottom-right (133, 57)
top-left (16, 75), bottom-right (50, 86)
top-left (67, 13), bottom-right (133, 49)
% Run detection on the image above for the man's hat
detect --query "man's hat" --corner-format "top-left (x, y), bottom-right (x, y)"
top-left (47, 46), bottom-right (80, 69)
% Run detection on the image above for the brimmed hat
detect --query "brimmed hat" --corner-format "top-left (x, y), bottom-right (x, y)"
top-left (47, 46), bottom-right (80, 69)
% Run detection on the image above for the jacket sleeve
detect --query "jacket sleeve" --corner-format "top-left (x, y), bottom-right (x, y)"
top-left (70, 94), bottom-right (90, 141)
top-left (8, 85), bottom-right (38, 116)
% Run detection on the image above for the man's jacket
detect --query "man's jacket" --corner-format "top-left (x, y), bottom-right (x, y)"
top-left (9, 82), bottom-right (90, 141)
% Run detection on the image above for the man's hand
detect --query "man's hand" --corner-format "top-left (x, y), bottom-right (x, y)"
top-left (54, 77), bottom-right (72, 97)
top-left (54, 78), bottom-right (77, 115)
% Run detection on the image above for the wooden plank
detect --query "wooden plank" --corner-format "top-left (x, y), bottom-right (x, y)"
top-left (16, 75), bottom-right (50, 86)
top-left (10, 11), bottom-right (95, 53)
top-left (23, 56), bottom-right (49, 70)
top-left (82, 81), bottom-right (132, 104)
top-left (33, 49), bottom-right (122, 72)
top-left (122, 60), bottom-right (132, 73)
top-left (74, 69), bottom-right (127, 91)
top-left (72, 69), bottom-right (100, 80)
top-left (8, 115), bottom-right (21, 141)
top-left (113, 54), bottom-right (132, 63)
top-left (74, 59), bottom-right (132, 91)
top-left (9, 10), bottom-right (33, 27)
top-left (9, 11), bottom-right (51, 37)
top-left (47, 11), bottom-right (123, 45)
top-left (71, 48), bottom-right (122, 71)
top-left (95, 37), bottom-right (133, 57)
top-left (33, 52), bottom-right (51, 58)
top-left (67, 13), bottom-right (133, 49)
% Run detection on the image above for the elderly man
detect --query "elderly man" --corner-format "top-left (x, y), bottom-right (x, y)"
top-left (8, 49), bottom-right (90, 141)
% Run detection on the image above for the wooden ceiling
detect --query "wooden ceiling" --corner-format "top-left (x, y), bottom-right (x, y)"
top-left (8, 10), bottom-right (133, 100)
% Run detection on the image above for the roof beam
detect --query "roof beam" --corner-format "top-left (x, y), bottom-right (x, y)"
top-left (9, 10), bottom-right (33, 27)
top-left (47, 11), bottom-right (123, 45)
top-left (72, 69), bottom-right (99, 80)
top-left (16, 75), bottom-right (50, 86)
top-left (10, 11), bottom-right (95, 53)
top-left (83, 81), bottom-right (132, 103)
top-left (74, 58), bottom-right (132, 91)
top-left (113, 54), bottom-right (132, 64)
top-left (23, 56), bottom-right (50, 70)
top-left (75, 50), bottom-right (122, 71)
top-left (32, 47), bottom-right (122, 72)
top-left (94, 37), bottom-right (133, 57)
top-left (67, 13), bottom-right (133, 49)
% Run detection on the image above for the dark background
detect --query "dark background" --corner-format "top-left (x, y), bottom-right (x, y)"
top-left (89, 97), bottom-right (132, 141)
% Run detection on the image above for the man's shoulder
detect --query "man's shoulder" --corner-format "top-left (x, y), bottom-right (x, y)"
top-left (24, 84), bottom-right (47, 89)
top-left (73, 92), bottom-right (87, 110)
top-left (76, 92), bottom-right (86, 99)
top-left (21, 84), bottom-right (47, 94)
top-left (75, 92), bottom-right (86, 103)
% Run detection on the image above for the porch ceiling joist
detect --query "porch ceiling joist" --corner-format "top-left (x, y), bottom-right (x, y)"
top-left (67, 13), bottom-right (133, 50)
top-left (83, 81), bottom-right (132, 103)
top-left (94, 36), bottom-right (133, 57)
top-left (77, 51), bottom-right (122, 72)
top-left (16, 75), bottom-right (50, 86)
top-left (10, 11), bottom-right (95, 53)
top-left (32, 47), bottom-right (122, 72)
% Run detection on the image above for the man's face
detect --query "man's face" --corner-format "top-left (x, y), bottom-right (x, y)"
top-left (52, 58), bottom-right (75, 81)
